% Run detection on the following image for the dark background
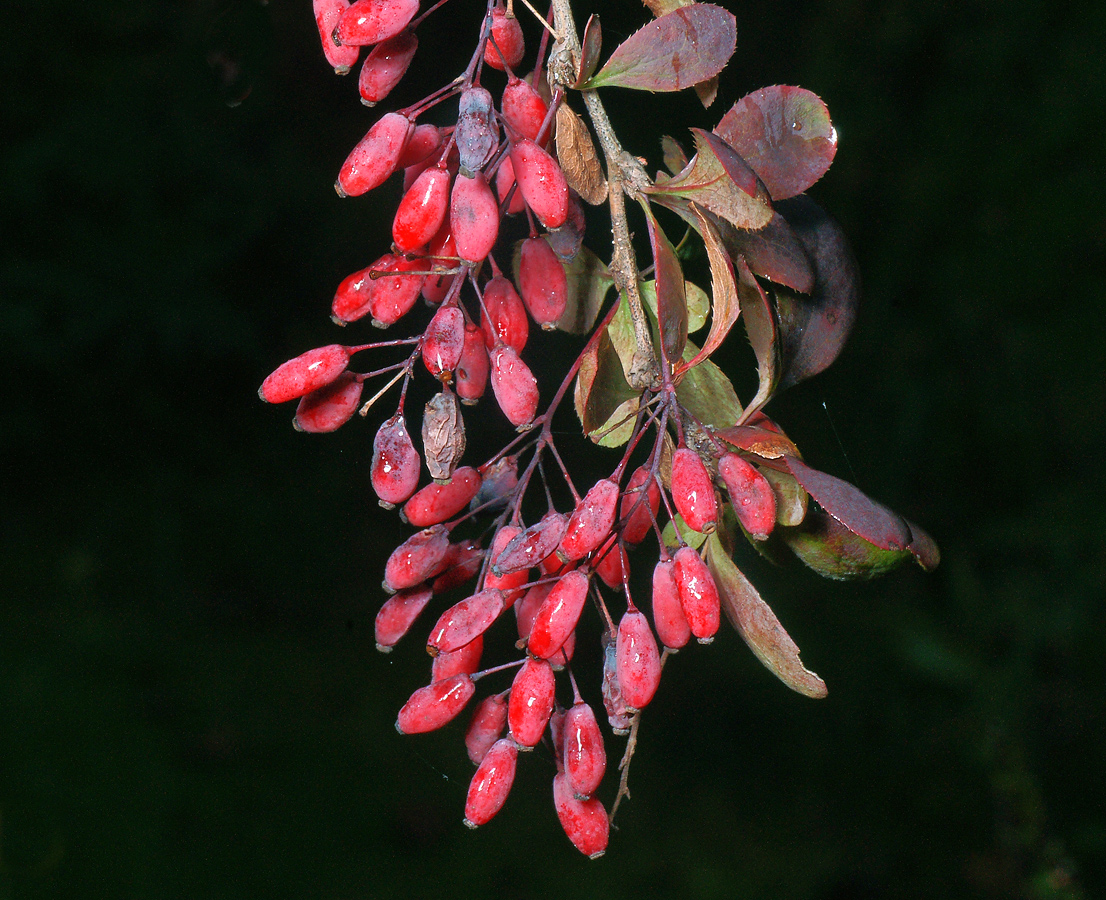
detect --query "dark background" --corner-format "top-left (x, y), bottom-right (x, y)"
top-left (2, 0), bottom-right (1103, 897)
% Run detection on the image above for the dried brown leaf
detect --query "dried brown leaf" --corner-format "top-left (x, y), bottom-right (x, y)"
top-left (555, 104), bottom-right (608, 206)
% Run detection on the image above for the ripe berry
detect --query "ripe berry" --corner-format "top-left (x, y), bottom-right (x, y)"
top-left (335, 0), bottom-right (419, 46)
top-left (527, 569), bottom-right (589, 659)
top-left (357, 29), bottom-right (417, 105)
top-left (493, 512), bottom-right (568, 575)
top-left (517, 236), bottom-right (568, 329)
top-left (508, 657), bottom-right (556, 747)
top-left (671, 447), bottom-right (719, 534)
top-left (464, 738), bottom-right (518, 827)
top-left (313, 0), bottom-right (360, 73)
top-left (393, 166), bottom-right (451, 253)
top-left (260, 344), bottom-right (351, 405)
top-left (331, 254), bottom-right (424, 326)
top-left (620, 466), bottom-right (662, 544)
top-left (483, 525), bottom-right (530, 603)
top-left (422, 305), bottom-right (465, 380)
top-left (294, 372), bottom-right (363, 433)
top-left (396, 123), bottom-right (444, 170)
top-left (500, 76), bottom-right (547, 142)
top-left (401, 466), bottom-right (482, 527)
top-left (432, 634), bottom-right (483, 682)
top-left (651, 558), bottom-right (691, 650)
top-left (465, 692), bottom-right (508, 764)
top-left (426, 589), bottom-right (506, 656)
top-left (455, 322), bottom-right (490, 405)
top-left (559, 479), bottom-right (619, 562)
top-left (455, 87), bottom-right (499, 177)
top-left (451, 173), bottom-right (500, 264)
top-left (421, 224), bottom-right (458, 306)
top-left (374, 586), bottom-right (433, 651)
top-left (484, 6), bottom-right (525, 71)
top-left (371, 414), bottom-right (421, 508)
top-left (383, 525), bottom-right (452, 593)
top-left (396, 673), bottom-right (475, 734)
top-left (616, 606), bottom-right (661, 711)
top-left (481, 275), bottom-right (529, 352)
top-left (718, 452), bottom-right (777, 540)
top-left (563, 701), bottom-right (606, 798)
top-left (673, 546), bottom-right (721, 643)
top-left (509, 139), bottom-right (569, 229)
top-left (495, 157), bottom-right (527, 215)
top-left (553, 772), bottom-right (610, 857)
top-left (430, 539), bottom-right (483, 594)
top-left (336, 112), bottom-right (413, 197)
top-left (594, 538), bottom-right (629, 591)
top-left (489, 344), bottom-right (539, 429)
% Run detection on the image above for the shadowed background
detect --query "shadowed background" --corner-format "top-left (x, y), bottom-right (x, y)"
top-left (2, 0), bottom-right (1103, 897)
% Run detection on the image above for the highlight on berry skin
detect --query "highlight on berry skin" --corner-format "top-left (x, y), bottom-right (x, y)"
top-left (261, 0), bottom-right (939, 857)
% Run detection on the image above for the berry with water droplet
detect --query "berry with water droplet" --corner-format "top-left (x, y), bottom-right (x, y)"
top-left (432, 634), bottom-right (483, 682)
top-left (553, 772), bottom-right (609, 857)
top-left (401, 466), bottom-right (482, 527)
top-left (671, 447), bottom-right (718, 534)
top-left (260, 344), bottom-right (351, 404)
top-left (294, 372), bottom-right (363, 433)
top-left (455, 322), bottom-right (490, 404)
top-left (517, 236), bottom-right (568, 329)
top-left (422, 306), bottom-right (466, 380)
top-left (559, 479), bottom-right (619, 562)
top-left (718, 452), bottom-right (777, 540)
top-left (528, 569), bottom-right (589, 659)
top-left (509, 139), bottom-right (569, 229)
top-left (375, 585), bottom-right (432, 651)
top-left (489, 344), bottom-right (539, 429)
top-left (396, 673), bottom-right (475, 734)
top-left (357, 29), bottom-right (417, 105)
top-left (336, 112), bottom-right (413, 197)
top-left (620, 466), bottom-right (661, 544)
top-left (335, 0), bottom-right (419, 46)
top-left (484, 5), bottom-right (524, 70)
top-left (563, 701), bottom-right (606, 797)
top-left (501, 75), bottom-right (547, 142)
top-left (427, 589), bottom-right (506, 656)
top-left (651, 557), bottom-right (690, 650)
top-left (371, 414), bottom-right (421, 508)
top-left (673, 546), bottom-right (720, 643)
top-left (493, 512), bottom-right (568, 575)
top-left (465, 692), bottom-right (508, 764)
top-left (508, 656), bottom-right (556, 747)
top-left (383, 525), bottom-right (452, 593)
top-left (313, 0), bottom-right (360, 73)
top-left (464, 737), bottom-right (518, 827)
top-left (616, 606), bottom-right (661, 711)
top-left (481, 275), bottom-right (529, 352)
top-left (451, 172), bottom-right (500, 264)
top-left (393, 166), bottom-right (451, 253)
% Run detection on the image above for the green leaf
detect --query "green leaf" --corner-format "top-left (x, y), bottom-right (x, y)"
top-left (574, 327), bottom-right (638, 441)
top-left (554, 244), bottom-right (614, 334)
top-left (675, 337), bottom-right (742, 428)
top-left (781, 507), bottom-right (914, 580)
top-left (662, 514), bottom-right (708, 553)
top-left (640, 278), bottom-right (708, 332)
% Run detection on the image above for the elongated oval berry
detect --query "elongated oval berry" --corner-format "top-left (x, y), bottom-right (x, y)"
top-left (508, 657), bottom-right (556, 747)
top-left (393, 166), bottom-right (451, 253)
top-left (517, 236), bottom-right (568, 329)
top-left (368, 254), bottom-right (427, 327)
top-left (493, 512), bottom-right (568, 575)
top-left (427, 589), bottom-right (505, 656)
top-left (563, 701), bottom-right (606, 798)
top-left (336, 112), bottom-right (413, 197)
top-left (396, 674), bottom-right (475, 734)
top-left (260, 344), bottom-right (351, 404)
top-left (401, 466), bottom-right (481, 527)
top-left (616, 606), bottom-right (661, 711)
top-left (456, 87), bottom-right (499, 177)
top-left (481, 275), bottom-right (528, 352)
top-left (432, 634), bottom-right (483, 682)
top-left (528, 569), bottom-right (589, 659)
top-left (314, 0), bottom-right (359, 72)
top-left (559, 479), bottom-right (619, 562)
top-left (484, 6), bottom-right (525, 70)
top-left (455, 322), bottom-right (490, 405)
top-left (451, 173), bottom-right (500, 264)
top-left (671, 447), bottom-right (718, 534)
top-left (495, 157), bottom-right (527, 215)
top-left (594, 537), bottom-right (629, 590)
top-left (371, 414), bottom-right (421, 508)
top-left (294, 372), bottom-right (363, 433)
top-left (651, 558), bottom-right (690, 650)
top-left (358, 29), bottom-right (417, 105)
top-left (620, 466), bottom-right (661, 545)
top-left (673, 546), bottom-right (720, 643)
top-left (601, 636), bottom-right (633, 734)
top-left (553, 772), bottom-right (609, 858)
top-left (464, 738), bottom-right (518, 828)
top-left (509, 139), bottom-right (569, 228)
top-left (484, 525), bottom-right (529, 603)
top-left (422, 306), bottom-right (466, 380)
top-left (336, 0), bottom-right (418, 46)
top-left (514, 582), bottom-right (553, 641)
top-left (396, 123), bottom-right (443, 170)
top-left (489, 344), bottom-right (539, 429)
top-left (421, 224), bottom-right (458, 306)
top-left (375, 585), bottom-right (433, 651)
top-left (501, 75), bottom-right (548, 143)
top-left (383, 525), bottom-right (451, 593)
top-left (465, 692), bottom-right (508, 764)
top-left (431, 540), bottom-right (483, 594)
top-left (718, 452), bottom-right (777, 540)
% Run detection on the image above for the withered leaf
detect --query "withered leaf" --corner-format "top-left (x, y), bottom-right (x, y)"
top-left (555, 104), bottom-right (608, 206)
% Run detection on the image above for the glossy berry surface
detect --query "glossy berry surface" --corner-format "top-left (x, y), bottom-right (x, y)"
top-left (489, 345), bottom-right (539, 429)
top-left (393, 166), bottom-right (450, 252)
top-left (484, 7), bottom-right (525, 70)
top-left (294, 372), bottom-right (363, 433)
top-left (671, 447), bottom-right (718, 534)
top-left (673, 546), bottom-right (721, 643)
top-left (464, 738), bottom-right (518, 827)
top-left (553, 772), bottom-right (609, 858)
top-left (371, 415), bottom-right (421, 508)
top-left (335, 0), bottom-right (419, 47)
top-left (509, 139), bottom-right (569, 229)
top-left (358, 30), bottom-right (417, 105)
top-left (508, 657), bottom-right (556, 747)
top-left (517, 236), bottom-right (568, 328)
top-left (260, 344), bottom-right (351, 405)
top-left (336, 112), bottom-right (413, 197)
top-left (395, 674), bottom-right (476, 734)
top-left (450, 172), bottom-right (500, 264)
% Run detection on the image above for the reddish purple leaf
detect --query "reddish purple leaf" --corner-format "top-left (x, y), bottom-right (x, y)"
top-left (583, 5), bottom-right (736, 93)
top-left (734, 253), bottom-right (778, 411)
top-left (714, 423), bottom-right (799, 460)
top-left (676, 206), bottom-right (739, 375)
top-left (905, 520), bottom-right (941, 572)
top-left (715, 86), bottom-right (838, 201)
top-left (782, 507), bottom-right (915, 580)
top-left (575, 14), bottom-right (603, 87)
top-left (640, 201), bottom-right (687, 365)
top-left (718, 211), bottom-right (815, 294)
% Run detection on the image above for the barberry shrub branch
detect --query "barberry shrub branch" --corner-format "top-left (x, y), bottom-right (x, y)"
top-left (270, 0), bottom-right (940, 857)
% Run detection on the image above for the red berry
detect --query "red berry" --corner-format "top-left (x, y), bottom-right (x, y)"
top-left (371, 414), bottom-right (421, 508)
top-left (616, 606), bottom-right (661, 711)
top-left (501, 75), bottom-right (548, 143)
top-left (671, 447), bottom-right (718, 534)
top-left (260, 344), bottom-right (351, 404)
top-left (464, 738), bottom-right (518, 827)
top-left (528, 569), bottom-right (589, 659)
top-left (489, 344), bottom-right (539, 429)
top-left (451, 172), bottom-right (500, 264)
top-left (430, 539), bottom-right (484, 594)
top-left (368, 254), bottom-right (428, 327)
top-left (492, 511), bottom-right (568, 575)
top-left (651, 558), bottom-right (690, 650)
top-left (383, 525), bottom-right (451, 593)
top-left (396, 673), bottom-right (475, 734)
top-left (313, 0), bottom-right (360, 73)
top-left (294, 372), bottom-right (363, 433)
top-left (393, 166), bottom-right (451, 253)
top-left (426, 589), bottom-right (506, 656)
top-left (357, 29), bottom-right (417, 105)
top-left (455, 322), bottom-right (490, 405)
top-left (546, 192), bottom-right (586, 261)
top-left (559, 479), bottom-right (619, 562)
top-left (563, 701), bottom-right (606, 798)
top-left (553, 772), bottom-right (609, 857)
top-left (509, 139), bottom-right (569, 228)
top-left (465, 692), bottom-right (508, 764)
top-left (620, 466), bottom-right (662, 545)
top-left (515, 582), bottom-right (553, 640)
top-left (336, 112), bottom-right (413, 197)
top-left (601, 636), bottom-right (633, 734)
top-left (508, 657), bottom-right (556, 747)
top-left (483, 525), bottom-right (529, 604)
top-left (374, 585), bottom-right (433, 651)
top-left (335, 0), bottom-right (418, 46)
top-left (484, 6), bottom-right (525, 70)
top-left (718, 452), bottom-right (777, 540)
top-left (421, 224), bottom-right (458, 306)
top-left (673, 546), bottom-right (720, 643)
top-left (494, 157), bottom-right (527, 215)
top-left (422, 305), bottom-right (465, 380)
top-left (431, 634), bottom-right (483, 682)
top-left (481, 275), bottom-right (529, 352)
top-left (594, 537), bottom-right (629, 590)
top-left (517, 236), bottom-right (568, 329)
top-left (396, 123), bottom-right (444, 170)
top-left (401, 466), bottom-right (482, 527)
top-left (455, 87), bottom-right (499, 177)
